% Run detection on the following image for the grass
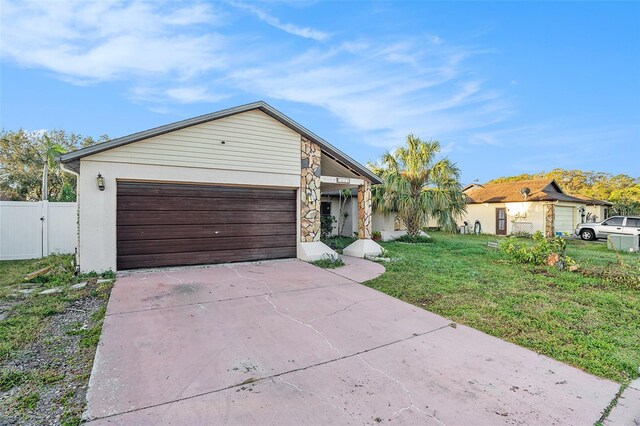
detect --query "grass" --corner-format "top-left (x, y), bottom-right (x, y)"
top-left (67, 305), bottom-right (107, 348)
top-left (311, 256), bottom-right (346, 269)
top-left (366, 231), bottom-right (640, 384)
top-left (15, 391), bottom-right (40, 412)
top-left (0, 255), bottom-right (114, 423)
top-left (0, 255), bottom-right (75, 359)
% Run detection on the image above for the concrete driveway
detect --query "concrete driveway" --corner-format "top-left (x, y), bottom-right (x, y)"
top-left (86, 258), bottom-right (617, 425)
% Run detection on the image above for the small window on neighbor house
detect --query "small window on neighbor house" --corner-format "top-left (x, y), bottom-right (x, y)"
top-left (320, 202), bottom-right (331, 217)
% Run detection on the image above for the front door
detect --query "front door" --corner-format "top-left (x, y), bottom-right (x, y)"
top-left (496, 208), bottom-right (507, 235)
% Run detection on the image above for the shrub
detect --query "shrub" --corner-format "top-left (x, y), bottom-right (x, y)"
top-left (321, 236), bottom-right (356, 253)
top-left (394, 234), bottom-right (433, 244)
top-left (500, 231), bottom-right (575, 270)
top-left (320, 215), bottom-right (336, 238)
top-left (311, 254), bottom-right (345, 269)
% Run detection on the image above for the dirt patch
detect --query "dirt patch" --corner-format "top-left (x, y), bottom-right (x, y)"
top-left (0, 285), bottom-right (111, 425)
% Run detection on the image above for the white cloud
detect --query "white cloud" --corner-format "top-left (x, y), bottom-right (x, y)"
top-left (0, 0), bottom-right (509, 150)
top-left (129, 85), bottom-right (228, 104)
top-left (230, 1), bottom-right (329, 41)
top-left (0, 0), bottom-right (226, 82)
top-left (227, 40), bottom-right (509, 148)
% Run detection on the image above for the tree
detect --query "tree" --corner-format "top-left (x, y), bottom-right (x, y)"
top-left (0, 129), bottom-right (107, 201)
top-left (488, 169), bottom-right (639, 204)
top-left (371, 134), bottom-right (466, 235)
top-left (609, 185), bottom-right (640, 215)
top-left (336, 188), bottom-right (352, 235)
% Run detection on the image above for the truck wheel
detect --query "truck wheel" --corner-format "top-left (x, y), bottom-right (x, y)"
top-left (580, 229), bottom-right (595, 241)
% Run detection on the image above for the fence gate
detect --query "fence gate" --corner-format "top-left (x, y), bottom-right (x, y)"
top-left (0, 201), bottom-right (77, 260)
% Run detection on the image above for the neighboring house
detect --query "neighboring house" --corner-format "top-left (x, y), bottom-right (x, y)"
top-left (58, 101), bottom-right (383, 273)
top-left (462, 179), bottom-right (611, 237)
top-left (567, 193), bottom-right (612, 223)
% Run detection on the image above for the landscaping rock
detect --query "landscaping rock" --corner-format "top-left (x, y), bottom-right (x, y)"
top-left (39, 287), bottom-right (63, 295)
top-left (18, 289), bottom-right (36, 294)
top-left (0, 303), bottom-right (17, 321)
top-left (71, 282), bottom-right (87, 290)
top-left (96, 279), bottom-right (112, 284)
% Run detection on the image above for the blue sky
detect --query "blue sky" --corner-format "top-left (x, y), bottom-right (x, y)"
top-left (1, 0), bottom-right (638, 184)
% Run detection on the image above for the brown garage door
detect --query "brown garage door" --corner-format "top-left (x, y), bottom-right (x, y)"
top-left (116, 181), bottom-right (297, 270)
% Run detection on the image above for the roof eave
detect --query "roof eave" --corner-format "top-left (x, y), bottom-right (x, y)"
top-left (58, 101), bottom-right (382, 185)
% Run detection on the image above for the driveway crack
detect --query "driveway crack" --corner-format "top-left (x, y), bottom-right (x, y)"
top-left (357, 354), bottom-right (446, 424)
top-left (229, 265), bottom-right (343, 356)
top-left (86, 322), bottom-right (452, 423)
top-left (278, 376), bottom-right (366, 425)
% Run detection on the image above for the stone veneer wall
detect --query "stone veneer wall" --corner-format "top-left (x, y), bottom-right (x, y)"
top-left (300, 137), bottom-right (322, 242)
top-left (357, 180), bottom-right (372, 239)
top-left (545, 204), bottom-right (555, 238)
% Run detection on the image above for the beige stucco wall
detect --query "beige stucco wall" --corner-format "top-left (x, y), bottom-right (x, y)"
top-left (463, 201), bottom-right (593, 235)
top-left (368, 200), bottom-right (602, 236)
top-left (584, 205), bottom-right (608, 223)
top-left (462, 202), bottom-right (548, 235)
top-left (372, 212), bottom-right (403, 233)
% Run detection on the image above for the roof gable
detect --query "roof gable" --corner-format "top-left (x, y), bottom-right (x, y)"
top-left (464, 179), bottom-right (589, 204)
top-left (58, 101), bottom-right (382, 184)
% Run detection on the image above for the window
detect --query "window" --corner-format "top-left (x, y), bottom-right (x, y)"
top-left (625, 218), bottom-right (640, 228)
top-left (604, 217), bottom-right (624, 226)
top-left (320, 202), bottom-right (331, 217)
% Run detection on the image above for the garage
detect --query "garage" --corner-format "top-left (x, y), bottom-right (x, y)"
top-left (116, 181), bottom-right (297, 270)
top-left (554, 206), bottom-right (575, 235)
top-left (58, 101), bottom-right (382, 272)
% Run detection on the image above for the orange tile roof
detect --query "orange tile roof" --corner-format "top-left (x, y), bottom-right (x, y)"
top-left (463, 179), bottom-right (590, 204)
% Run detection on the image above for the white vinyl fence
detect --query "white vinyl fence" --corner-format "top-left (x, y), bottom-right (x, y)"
top-left (0, 201), bottom-right (77, 260)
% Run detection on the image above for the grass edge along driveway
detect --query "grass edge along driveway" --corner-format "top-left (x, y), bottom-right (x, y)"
top-left (365, 232), bottom-right (639, 385)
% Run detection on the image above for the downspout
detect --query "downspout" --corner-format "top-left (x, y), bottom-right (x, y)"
top-left (59, 162), bottom-right (81, 274)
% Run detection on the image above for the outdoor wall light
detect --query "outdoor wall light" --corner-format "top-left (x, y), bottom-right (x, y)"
top-left (96, 173), bottom-right (105, 191)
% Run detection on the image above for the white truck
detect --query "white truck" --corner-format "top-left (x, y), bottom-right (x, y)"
top-left (575, 216), bottom-right (640, 241)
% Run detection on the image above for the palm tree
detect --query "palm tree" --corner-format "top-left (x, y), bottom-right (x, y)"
top-left (40, 134), bottom-right (66, 201)
top-left (372, 134), bottom-right (466, 236)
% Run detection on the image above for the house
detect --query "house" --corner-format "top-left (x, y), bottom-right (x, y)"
top-left (58, 101), bottom-right (383, 273)
top-left (567, 193), bottom-right (612, 223)
top-left (461, 179), bottom-right (611, 237)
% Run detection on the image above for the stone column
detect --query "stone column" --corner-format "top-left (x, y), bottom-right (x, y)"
top-left (300, 137), bottom-right (321, 242)
top-left (357, 180), bottom-right (372, 239)
top-left (545, 204), bottom-right (555, 238)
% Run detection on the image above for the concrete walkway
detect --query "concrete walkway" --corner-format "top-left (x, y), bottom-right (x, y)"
top-left (605, 378), bottom-right (640, 425)
top-left (86, 259), bottom-right (618, 425)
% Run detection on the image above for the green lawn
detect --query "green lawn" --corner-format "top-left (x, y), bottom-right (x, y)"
top-left (365, 232), bottom-right (640, 384)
